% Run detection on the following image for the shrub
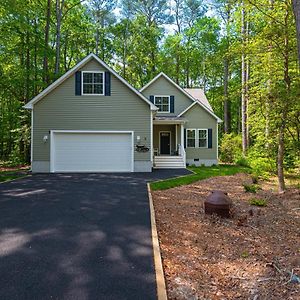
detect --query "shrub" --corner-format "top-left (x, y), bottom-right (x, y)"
top-left (249, 198), bottom-right (267, 207)
top-left (246, 148), bottom-right (276, 177)
top-left (251, 174), bottom-right (259, 184)
top-left (235, 156), bottom-right (250, 167)
top-left (241, 251), bottom-right (249, 258)
top-left (219, 133), bottom-right (243, 163)
top-left (243, 183), bottom-right (261, 193)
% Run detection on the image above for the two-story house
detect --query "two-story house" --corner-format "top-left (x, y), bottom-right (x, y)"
top-left (24, 53), bottom-right (221, 173)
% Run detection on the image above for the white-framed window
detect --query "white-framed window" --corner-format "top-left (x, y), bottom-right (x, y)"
top-left (186, 129), bottom-right (196, 148)
top-left (154, 96), bottom-right (170, 113)
top-left (82, 71), bottom-right (104, 95)
top-left (198, 129), bottom-right (208, 148)
top-left (186, 128), bottom-right (208, 148)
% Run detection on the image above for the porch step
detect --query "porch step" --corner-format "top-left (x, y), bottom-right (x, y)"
top-left (153, 156), bottom-right (186, 169)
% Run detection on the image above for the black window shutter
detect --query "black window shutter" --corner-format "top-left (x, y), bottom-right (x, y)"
top-left (208, 128), bottom-right (213, 148)
top-left (149, 95), bottom-right (154, 103)
top-left (170, 95), bottom-right (175, 113)
top-left (105, 71), bottom-right (111, 96)
top-left (75, 71), bottom-right (81, 95)
top-left (184, 129), bottom-right (186, 148)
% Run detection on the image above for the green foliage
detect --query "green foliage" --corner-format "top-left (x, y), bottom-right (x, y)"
top-left (249, 198), bottom-right (267, 207)
top-left (235, 156), bottom-right (250, 167)
top-left (0, 168), bottom-right (29, 183)
top-left (243, 183), bottom-right (261, 193)
top-left (219, 133), bottom-right (242, 163)
top-left (241, 251), bottom-right (250, 258)
top-left (251, 174), bottom-right (259, 184)
top-left (246, 148), bottom-right (276, 177)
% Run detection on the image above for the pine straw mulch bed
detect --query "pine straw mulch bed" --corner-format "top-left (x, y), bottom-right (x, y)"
top-left (151, 173), bottom-right (300, 300)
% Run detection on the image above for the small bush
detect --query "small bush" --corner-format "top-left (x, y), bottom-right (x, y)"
top-left (241, 251), bottom-right (249, 258)
top-left (219, 133), bottom-right (242, 163)
top-left (235, 156), bottom-right (250, 167)
top-left (251, 174), bottom-right (259, 184)
top-left (246, 149), bottom-right (276, 177)
top-left (249, 198), bottom-right (267, 207)
top-left (243, 183), bottom-right (261, 193)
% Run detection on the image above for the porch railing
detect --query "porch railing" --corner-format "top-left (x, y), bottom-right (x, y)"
top-left (178, 144), bottom-right (186, 163)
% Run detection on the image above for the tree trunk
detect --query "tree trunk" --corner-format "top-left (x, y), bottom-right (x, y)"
top-left (34, 18), bottom-right (38, 95)
top-left (223, 57), bottom-right (231, 133)
top-left (175, 50), bottom-right (180, 84)
top-left (292, 0), bottom-right (300, 64)
top-left (246, 50), bottom-right (250, 146)
top-left (55, 0), bottom-right (65, 76)
top-left (43, 0), bottom-right (51, 84)
top-left (241, 3), bottom-right (248, 154)
top-left (278, 2), bottom-right (291, 193)
top-left (277, 122), bottom-right (286, 193)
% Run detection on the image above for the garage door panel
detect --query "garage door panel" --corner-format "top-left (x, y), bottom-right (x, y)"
top-left (52, 132), bottom-right (133, 172)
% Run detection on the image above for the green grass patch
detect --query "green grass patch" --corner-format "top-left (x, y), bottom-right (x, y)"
top-left (0, 168), bottom-right (29, 183)
top-left (0, 174), bottom-right (27, 183)
top-left (150, 164), bottom-right (250, 191)
top-left (243, 183), bottom-right (261, 193)
top-left (249, 198), bottom-right (267, 207)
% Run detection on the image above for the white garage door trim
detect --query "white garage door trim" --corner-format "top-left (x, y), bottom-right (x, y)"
top-left (50, 130), bottom-right (134, 173)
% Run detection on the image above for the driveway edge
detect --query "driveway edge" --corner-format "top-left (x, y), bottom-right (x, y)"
top-left (147, 183), bottom-right (168, 300)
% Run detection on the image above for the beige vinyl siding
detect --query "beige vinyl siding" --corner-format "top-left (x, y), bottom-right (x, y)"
top-left (33, 59), bottom-right (151, 163)
top-left (141, 76), bottom-right (193, 116)
top-left (183, 104), bottom-right (218, 160)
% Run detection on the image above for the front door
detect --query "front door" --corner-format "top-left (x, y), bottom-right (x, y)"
top-left (160, 132), bottom-right (171, 155)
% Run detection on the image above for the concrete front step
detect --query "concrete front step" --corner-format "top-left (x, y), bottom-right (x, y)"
top-left (154, 156), bottom-right (186, 169)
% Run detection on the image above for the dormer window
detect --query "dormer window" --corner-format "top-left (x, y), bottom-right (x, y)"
top-left (154, 96), bottom-right (170, 113)
top-left (82, 71), bottom-right (104, 95)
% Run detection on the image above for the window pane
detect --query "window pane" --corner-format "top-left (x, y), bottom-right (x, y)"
top-left (94, 84), bottom-right (103, 94)
top-left (187, 139), bottom-right (195, 147)
top-left (162, 104), bottom-right (169, 112)
top-left (155, 97), bottom-right (162, 105)
top-left (199, 139), bottom-right (207, 147)
top-left (83, 73), bottom-right (93, 83)
top-left (94, 73), bottom-right (103, 83)
top-left (162, 97), bottom-right (169, 105)
top-left (199, 130), bottom-right (207, 139)
top-left (83, 83), bottom-right (93, 94)
top-left (198, 130), bottom-right (207, 147)
top-left (187, 130), bottom-right (195, 138)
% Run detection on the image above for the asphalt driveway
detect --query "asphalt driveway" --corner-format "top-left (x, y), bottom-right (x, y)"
top-left (0, 169), bottom-right (190, 300)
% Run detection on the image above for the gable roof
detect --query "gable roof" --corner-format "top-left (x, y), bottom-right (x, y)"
top-left (184, 88), bottom-right (212, 111)
top-left (24, 53), bottom-right (158, 110)
top-left (140, 72), bottom-right (222, 122)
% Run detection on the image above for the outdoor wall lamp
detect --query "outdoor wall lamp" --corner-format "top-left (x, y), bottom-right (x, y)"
top-left (43, 135), bottom-right (48, 143)
top-left (136, 136), bottom-right (141, 142)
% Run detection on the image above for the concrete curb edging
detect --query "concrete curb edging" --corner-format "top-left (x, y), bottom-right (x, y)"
top-left (147, 183), bottom-right (168, 300)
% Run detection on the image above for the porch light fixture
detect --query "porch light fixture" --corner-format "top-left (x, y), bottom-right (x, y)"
top-left (136, 136), bottom-right (141, 142)
top-left (43, 135), bottom-right (48, 143)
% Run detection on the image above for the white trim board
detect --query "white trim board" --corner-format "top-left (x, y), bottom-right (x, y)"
top-left (81, 71), bottom-right (105, 96)
top-left (24, 53), bottom-right (158, 111)
top-left (140, 72), bottom-right (222, 122)
top-left (154, 95), bottom-right (170, 114)
top-left (50, 130), bottom-right (134, 173)
top-left (186, 128), bottom-right (208, 149)
top-left (30, 110), bottom-right (33, 164)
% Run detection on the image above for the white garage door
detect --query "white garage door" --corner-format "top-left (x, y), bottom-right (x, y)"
top-left (51, 131), bottom-right (133, 172)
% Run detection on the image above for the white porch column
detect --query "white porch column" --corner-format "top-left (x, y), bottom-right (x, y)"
top-left (181, 124), bottom-right (184, 148)
top-left (175, 125), bottom-right (178, 149)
